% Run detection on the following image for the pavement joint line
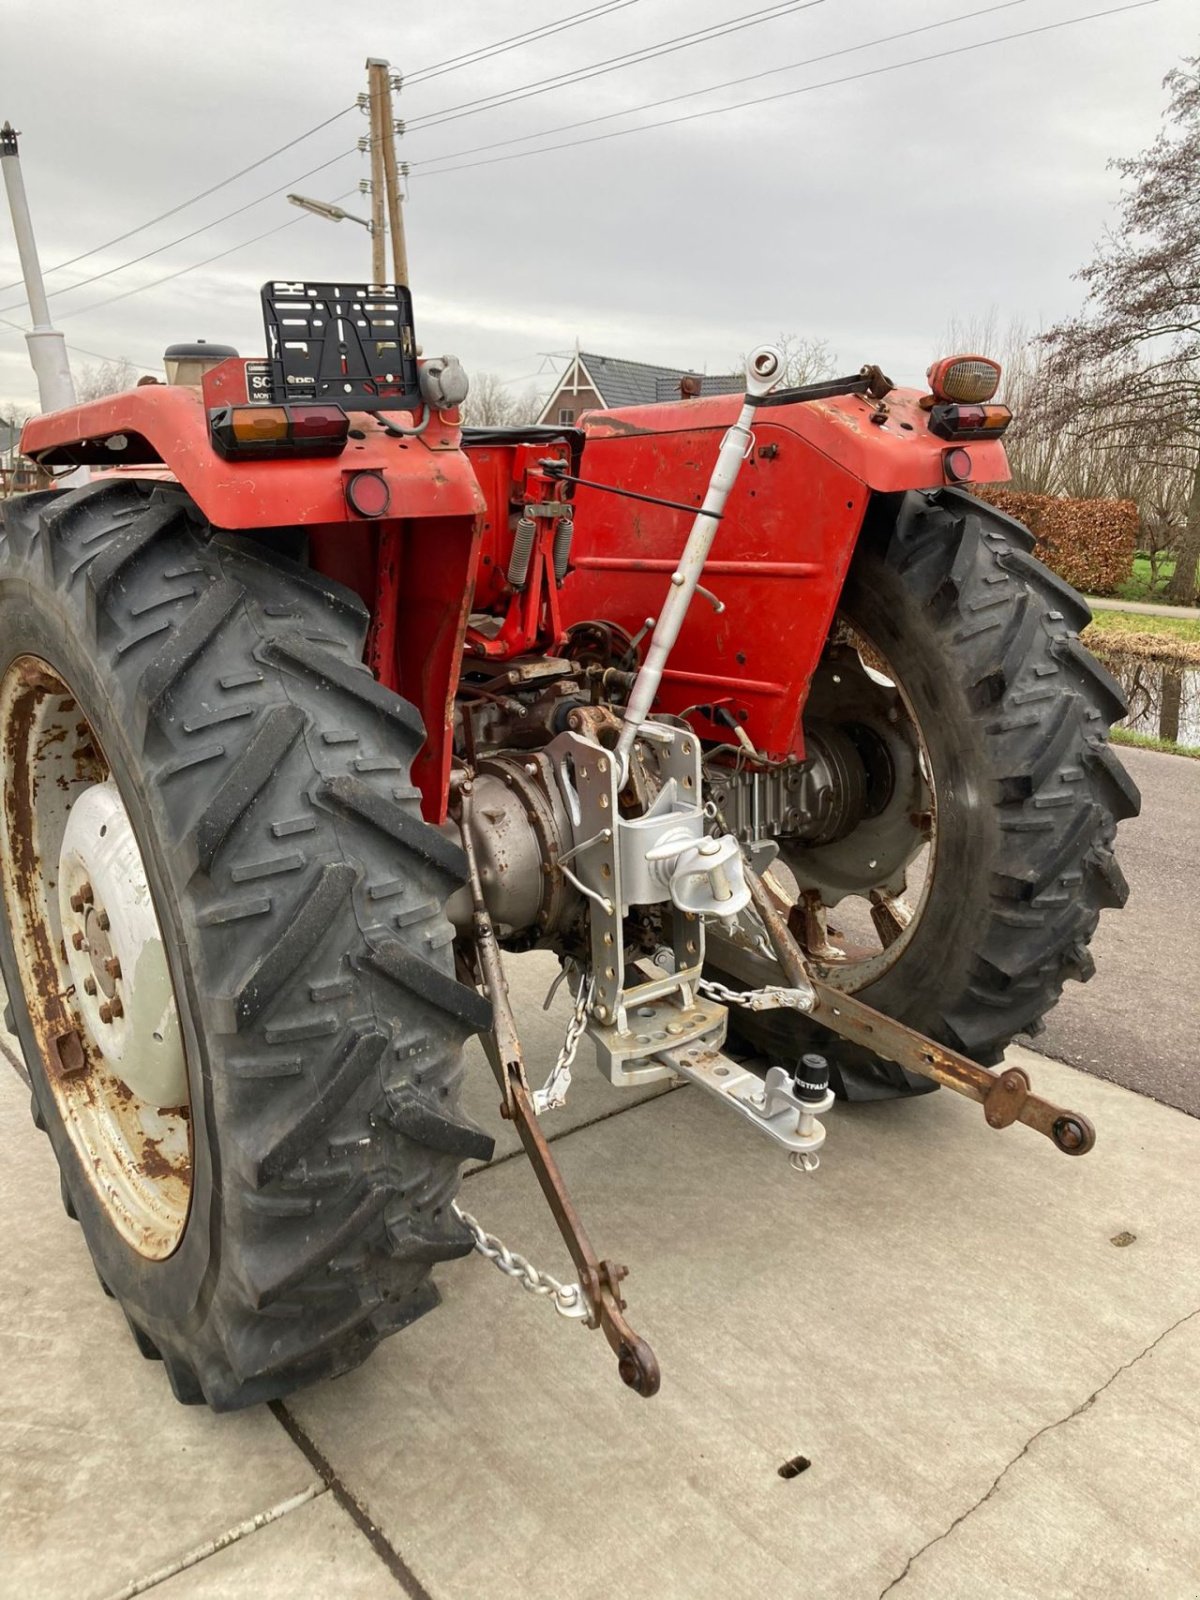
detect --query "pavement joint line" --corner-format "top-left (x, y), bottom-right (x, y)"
top-left (876, 1302), bottom-right (1200, 1596)
top-left (96, 1481), bottom-right (327, 1600)
top-left (462, 1078), bottom-right (686, 1179)
top-left (269, 1398), bottom-right (435, 1599)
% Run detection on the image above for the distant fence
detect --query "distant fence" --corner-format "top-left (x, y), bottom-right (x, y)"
top-left (973, 489), bottom-right (1137, 597)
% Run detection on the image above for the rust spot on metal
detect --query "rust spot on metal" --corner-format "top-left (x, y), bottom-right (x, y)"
top-left (138, 1136), bottom-right (178, 1183)
top-left (52, 1028), bottom-right (87, 1079)
top-left (17, 661), bottom-right (60, 694)
top-left (983, 1066), bottom-right (1029, 1129)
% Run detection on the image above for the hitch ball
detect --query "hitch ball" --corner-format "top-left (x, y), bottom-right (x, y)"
top-left (792, 1053), bottom-right (830, 1104)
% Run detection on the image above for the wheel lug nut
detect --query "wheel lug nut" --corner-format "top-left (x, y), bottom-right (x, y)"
top-left (108, 996), bottom-right (124, 1019)
top-left (70, 892), bottom-right (85, 913)
top-left (97, 911), bottom-right (110, 932)
top-left (98, 1002), bottom-right (112, 1023)
top-left (83, 976), bottom-right (97, 995)
top-left (79, 880), bottom-right (93, 905)
top-left (104, 957), bottom-right (121, 980)
top-left (71, 931), bottom-right (85, 950)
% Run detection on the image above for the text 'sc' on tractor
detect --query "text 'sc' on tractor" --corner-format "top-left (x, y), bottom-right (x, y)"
top-left (0, 281), bottom-right (1139, 1408)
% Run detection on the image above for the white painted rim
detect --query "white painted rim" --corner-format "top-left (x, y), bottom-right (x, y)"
top-left (0, 657), bottom-right (192, 1259)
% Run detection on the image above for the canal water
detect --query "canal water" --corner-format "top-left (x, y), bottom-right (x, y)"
top-left (1094, 649), bottom-right (1200, 747)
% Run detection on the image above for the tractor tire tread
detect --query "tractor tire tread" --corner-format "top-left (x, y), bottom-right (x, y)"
top-left (0, 479), bottom-right (484, 1411)
top-left (720, 485), bottom-right (1137, 1094)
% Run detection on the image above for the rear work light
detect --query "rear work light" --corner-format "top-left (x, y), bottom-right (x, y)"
top-left (209, 403), bottom-right (349, 460)
top-left (928, 402), bottom-right (1012, 441)
top-left (926, 354), bottom-right (1002, 404)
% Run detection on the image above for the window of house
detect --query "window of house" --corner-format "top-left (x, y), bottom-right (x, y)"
top-left (558, 407), bottom-right (575, 424)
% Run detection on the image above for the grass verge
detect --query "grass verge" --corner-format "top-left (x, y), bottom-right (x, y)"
top-left (1083, 609), bottom-right (1200, 660)
top-left (1111, 727), bottom-right (1200, 761)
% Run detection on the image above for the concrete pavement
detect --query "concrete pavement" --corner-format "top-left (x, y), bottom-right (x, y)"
top-left (4, 966), bottom-right (1200, 1600)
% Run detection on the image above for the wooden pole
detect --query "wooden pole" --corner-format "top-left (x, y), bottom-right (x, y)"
top-left (366, 60), bottom-right (388, 284)
top-left (378, 68), bottom-right (409, 287)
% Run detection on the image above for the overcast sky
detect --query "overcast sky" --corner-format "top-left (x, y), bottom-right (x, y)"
top-left (0, 0), bottom-right (1195, 413)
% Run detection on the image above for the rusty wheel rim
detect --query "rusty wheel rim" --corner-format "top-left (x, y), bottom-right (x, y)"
top-left (772, 617), bottom-right (937, 993)
top-left (0, 657), bottom-right (192, 1259)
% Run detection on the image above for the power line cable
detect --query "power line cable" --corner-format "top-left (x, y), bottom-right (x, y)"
top-left (413, 0), bottom-right (1031, 169)
top-left (55, 194), bottom-right (358, 323)
top-left (0, 1), bottom-right (812, 316)
top-left (403, 0), bottom-right (830, 133)
top-left (0, 146), bottom-right (360, 316)
top-left (0, 311), bottom-right (159, 375)
top-left (0, 104), bottom-right (358, 294)
top-left (404, 0), bottom-right (651, 87)
top-left (1, 2), bottom-right (655, 297)
top-left (4, 0), bottom-right (822, 317)
top-left (414, 0), bottom-right (1160, 179)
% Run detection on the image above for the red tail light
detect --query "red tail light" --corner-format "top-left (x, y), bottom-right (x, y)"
top-left (209, 403), bottom-right (349, 459)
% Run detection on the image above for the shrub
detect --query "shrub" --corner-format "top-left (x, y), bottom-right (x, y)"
top-left (973, 489), bottom-right (1137, 596)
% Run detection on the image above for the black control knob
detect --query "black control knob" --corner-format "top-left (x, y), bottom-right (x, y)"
top-left (792, 1053), bottom-right (830, 1104)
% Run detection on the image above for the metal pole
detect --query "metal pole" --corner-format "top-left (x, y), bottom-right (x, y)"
top-left (613, 346), bottom-right (784, 775)
top-left (366, 61), bottom-right (388, 284)
top-left (378, 67), bottom-right (409, 288)
top-left (0, 121), bottom-right (78, 415)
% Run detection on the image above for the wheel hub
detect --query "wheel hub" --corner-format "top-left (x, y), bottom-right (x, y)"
top-left (58, 782), bottom-right (186, 1107)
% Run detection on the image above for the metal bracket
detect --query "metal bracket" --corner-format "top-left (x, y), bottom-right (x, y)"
top-left (547, 722), bottom-right (708, 1033)
top-left (655, 1041), bottom-right (834, 1159)
top-left (590, 989), bottom-right (726, 1087)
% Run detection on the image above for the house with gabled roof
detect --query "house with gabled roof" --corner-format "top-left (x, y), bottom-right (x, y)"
top-left (537, 350), bottom-right (742, 425)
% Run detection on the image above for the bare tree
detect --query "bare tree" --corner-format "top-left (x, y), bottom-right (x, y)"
top-left (737, 333), bottom-right (835, 387)
top-left (462, 372), bottom-right (544, 427)
top-left (1042, 57), bottom-right (1200, 603)
top-left (75, 358), bottom-right (138, 402)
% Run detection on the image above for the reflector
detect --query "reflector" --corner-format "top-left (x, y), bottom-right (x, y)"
top-left (943, 447), bottom-right (974, 483)
top-left (345, 470), bottom-right (391, 518)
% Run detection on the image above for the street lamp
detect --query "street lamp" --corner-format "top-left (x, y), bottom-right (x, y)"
top-left (287, 193), bottom-right (375, 232)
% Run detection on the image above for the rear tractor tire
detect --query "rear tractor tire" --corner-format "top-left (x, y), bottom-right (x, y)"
top-left (0, 480), bottom-right (493, 1410)
top-left (716, 486), bottom-right (1139, 1097)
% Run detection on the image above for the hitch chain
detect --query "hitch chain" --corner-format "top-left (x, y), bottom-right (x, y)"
top-left (533, 969), bottom-right (596, 1113)
top-left (452, 1204), bottom-right (588, 1320)
top-left (697, 976), bottom-right (814, 1014)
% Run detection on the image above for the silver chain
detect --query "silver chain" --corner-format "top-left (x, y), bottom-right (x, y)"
top-left (533, 970), bottom-right (595, 1113)
top-left (698, 976), bottom-right (814, 1013)
top-left (452, 1203), bottom-right (588, 1320)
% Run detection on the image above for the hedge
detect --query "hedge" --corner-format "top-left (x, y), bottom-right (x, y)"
top-left (972, 488), bottom-right (1137, 596)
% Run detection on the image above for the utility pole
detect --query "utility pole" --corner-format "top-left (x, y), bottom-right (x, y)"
top-left (366, 57), bottom-right (409, 288)
top-left (378, 66), bottom-right (409, 288)
top-left (0, 121), bottom-right (77, 414)
top-left (365, 63), bottom-right (388, 285)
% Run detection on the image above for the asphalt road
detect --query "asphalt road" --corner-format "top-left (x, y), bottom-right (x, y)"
top-left (1031, 744), bottom-right (1200, 1118)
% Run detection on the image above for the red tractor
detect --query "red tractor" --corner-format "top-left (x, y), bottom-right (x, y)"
top-left (0, 282), bottom-right (1136, 1407)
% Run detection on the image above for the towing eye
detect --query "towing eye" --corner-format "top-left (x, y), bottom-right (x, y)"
top-left (457, 779), bottom-right (660, 1398)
